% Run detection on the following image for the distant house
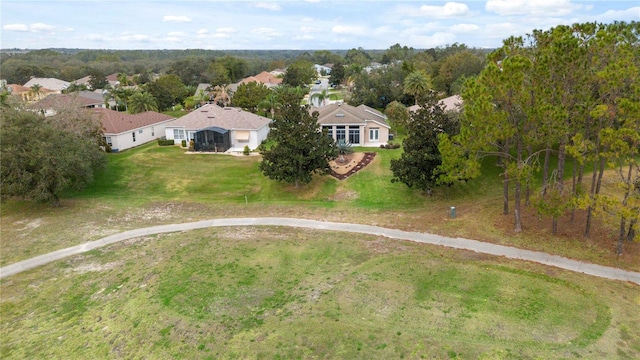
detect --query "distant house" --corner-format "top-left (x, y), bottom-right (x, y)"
top-left (23, 77), bottom-right (70, 93)
top-left (29, 93), bottom-right (107, 116)
top-left (314, 64), bottom-right (332, 75)
top-left (94, 108), bottom-right (175, 152)
top-left (230, 71), bottom-right (283, 93)
top-left (164, 104), bottom-right (271, 152)
top-left (408, 94), bottom-right (463, 113)
top-left (313, 103), bottom-right (390, 147)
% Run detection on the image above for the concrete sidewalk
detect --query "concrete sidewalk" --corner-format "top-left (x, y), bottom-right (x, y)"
top-left (1, 217), bottom-right (639, 285)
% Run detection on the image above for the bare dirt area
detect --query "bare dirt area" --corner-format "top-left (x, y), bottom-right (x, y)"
top-left (329, 152), bottom-right (377, 180)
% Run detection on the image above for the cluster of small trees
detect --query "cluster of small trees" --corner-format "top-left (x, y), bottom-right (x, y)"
top-left (437, 21), bottom-right (638, 254)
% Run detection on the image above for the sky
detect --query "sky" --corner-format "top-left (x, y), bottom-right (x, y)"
top-left (1, 0), bottom-right (638, 50)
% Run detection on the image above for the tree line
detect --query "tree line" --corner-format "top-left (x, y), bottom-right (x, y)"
top-left (436, 21), bottom-right (639, 254)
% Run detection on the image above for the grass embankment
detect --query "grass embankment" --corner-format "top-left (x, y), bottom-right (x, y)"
top-left (2, 227), bottom-right (639, 359)
top-left (1, 141), bottom-right (639, 358)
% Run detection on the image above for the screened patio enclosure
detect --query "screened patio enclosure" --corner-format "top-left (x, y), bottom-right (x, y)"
top-left (194, 126), bottom-right (231, 152)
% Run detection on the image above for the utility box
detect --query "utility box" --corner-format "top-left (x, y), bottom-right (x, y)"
top-left (450, 206), bottom-right (457, 219)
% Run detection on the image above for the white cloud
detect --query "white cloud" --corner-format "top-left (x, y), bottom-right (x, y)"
top-left (294, 34), bottom-right (315, 40)
top-left (300, 26), bottom-right (321, 33)
top-left (251, 27), bottom-right (283, 37)
top-left (163, 15), bottom-right (192, 23)
top-left (301, 17), bottom-right (314, 23)
top-left (3, 23), bottom-right (29, 32)
top-left (332, 25), bottom-right (367, 36)
top-left (120, 33), bottom-right (151, 42)
top-left (486, 0), bottom-right (582, 17)
top-left (216, 27), bottom-right (236, 33)
top-left (419, 2), bottom-right (471, 17)
top-left (255, 2), bottom-right (281, 11)
top-left (596, 7), bottom-right (640, 22)
top-left (409, 32), bottom-right (457, 48)
top-left (450, 23), bottom-right (480, 33)
top-left (3, 23), bottom-right (72, 33)
top-left (167, 31), bottom-right (186, 37)
top-left (197, 29), bottom-right (209, 35)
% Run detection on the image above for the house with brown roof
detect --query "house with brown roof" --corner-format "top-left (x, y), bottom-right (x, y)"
top-left (313, 103), bottom-right (390, 147)
top-left (230, 71), bottom-right (283, 93)
top-left (164, 104), bottom-right (271, 152)
top-left (94, 108), bottom-right (175, 152)
top-left (408, 94), bottom-right (463, 113)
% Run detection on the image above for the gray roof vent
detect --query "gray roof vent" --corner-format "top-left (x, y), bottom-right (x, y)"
top-left (336, 113), bottom-right (345, 117)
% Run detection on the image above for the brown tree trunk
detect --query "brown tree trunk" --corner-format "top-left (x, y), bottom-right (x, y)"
top-left (585, 157), bottom-right (605, 238)
top-left (557, 142), bottom-right (566, 190)
top-left (514, 140), bottom-right (523, 233)
top-left (542, 147), bottom-right (551, 195)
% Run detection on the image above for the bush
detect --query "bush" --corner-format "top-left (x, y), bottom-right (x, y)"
top-left (380, 142), bottom-right (401, 149)
top-left (181, 140), bottom-right (187, 147)
top-left (243, 145), bottom-right (251, 156)
top-left (158, 139), bottom-right (175, 146)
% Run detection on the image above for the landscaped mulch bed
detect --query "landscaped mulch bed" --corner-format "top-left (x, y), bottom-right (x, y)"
top-left (330, 152), bottom-right (376, 180)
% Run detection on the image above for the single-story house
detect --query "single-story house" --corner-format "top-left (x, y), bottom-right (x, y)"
top-left (164, 104), bottom-right (271, 152)
top-left (29, 93), bottom-right (107, 116)
top-left (313, 103), bottom-right (390, 147)
top-left (23, 77), bottom-right (70, 93)
top-left (94, 108), bottom-right (175, 152)
top-left (230, 71), bottom-right (283, 93)
top-left (314, 64), bottom-right (332, 75)
top-left (408, 94), bottom-right (463, 113)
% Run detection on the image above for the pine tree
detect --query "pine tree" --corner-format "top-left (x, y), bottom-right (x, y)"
top-left (390, 91), bottom-right (458, 194)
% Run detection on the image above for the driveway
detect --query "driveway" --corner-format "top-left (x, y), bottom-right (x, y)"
top-left (1, 217), bottom-right (639, 285)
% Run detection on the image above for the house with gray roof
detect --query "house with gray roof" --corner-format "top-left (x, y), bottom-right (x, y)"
top-left (164, 104), bottom-right (271, 152)
top-left (313, 103), bottom-right (390, 147)
top-left (23, 77), bottom-right (70, 93)
top-left (94, 108), bottom-right (175, 152)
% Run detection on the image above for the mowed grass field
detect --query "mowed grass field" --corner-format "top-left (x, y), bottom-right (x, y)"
top-left (2, 227), bottom-right (639, 359)
top-left (1, 141), bottom-right (639, 358)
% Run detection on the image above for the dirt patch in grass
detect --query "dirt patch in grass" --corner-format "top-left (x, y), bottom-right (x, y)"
top-left (330, 152), bottom-right (376, 180)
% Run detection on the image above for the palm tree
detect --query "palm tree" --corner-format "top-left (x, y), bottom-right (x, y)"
top-left (211, 84), bottom-right (231, 107)
top-left (194, 89), bottom-right (208, 107)
top-left (403, 70), bottom-right (431, 105)
top-left (129, 91), bottom-right (158, 113)
top-left (310, 89), bottom-right (336, 107)
top-left (29, 84), bottom-right (43, 101)
top-left (258, 92), bottom-right (282, 119)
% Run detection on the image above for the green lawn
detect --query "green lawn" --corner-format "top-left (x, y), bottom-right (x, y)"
top-left (2, 227), bottom-right (638, 359)
top-left (1, 141), bottom-right (639, 359)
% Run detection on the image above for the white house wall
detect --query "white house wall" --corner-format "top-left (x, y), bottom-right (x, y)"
top-left (108, 123), bottom-right (164, 152)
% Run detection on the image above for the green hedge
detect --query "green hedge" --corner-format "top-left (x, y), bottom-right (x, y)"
top-left (158, 139), bottom-right (175, 146)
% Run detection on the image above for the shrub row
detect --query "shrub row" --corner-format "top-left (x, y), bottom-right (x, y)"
top-left (380, 143), bottom-right (401, 149)
top-left (158, 139), bottom-right (175, 146)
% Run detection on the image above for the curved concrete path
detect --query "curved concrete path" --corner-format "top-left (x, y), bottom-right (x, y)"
top-left (1, 217), bottom-right (639, 285)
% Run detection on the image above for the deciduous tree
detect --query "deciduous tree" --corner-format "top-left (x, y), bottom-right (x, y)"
top-left (0, 98), bottom-right (106, 206)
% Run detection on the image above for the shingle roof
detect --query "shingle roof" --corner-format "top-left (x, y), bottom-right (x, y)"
top-left (313, 103), bottom-right (389, 128)
top-left (23, 77), bottom-right (70, 92)
top-left (166, 104), bottom-right (271, 131)
top-left (93, 108), bottom-right (175, 134)
top-left (408, 94), bottom-right (463, 113)
top-left (29, 93), bottom-right (103, 110)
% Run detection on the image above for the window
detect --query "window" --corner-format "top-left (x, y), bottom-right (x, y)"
top-left (173, 129), bottom-right (185, 140)
top-left (138, 129), bottom-right (143, 134)
top-left (369, 128), bottom-right (379, 141)
top-left (103, 136), bottom-right (112, 146)
top-left (235, 130), bottom-right (250, 142)
top-left (323, 126), bottom-right (333, 138)
top-left (151, 127), bottom-right (155, 137)
top-left (336, 126), bottom-right (346, 141)
top-left (132, 132), bottom-right (136, 142)
top-left (348, 126), bottom-right (360, 144)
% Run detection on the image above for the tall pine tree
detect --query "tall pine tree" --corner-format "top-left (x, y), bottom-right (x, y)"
top-left (390, 91), bottom-right (459, 194)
